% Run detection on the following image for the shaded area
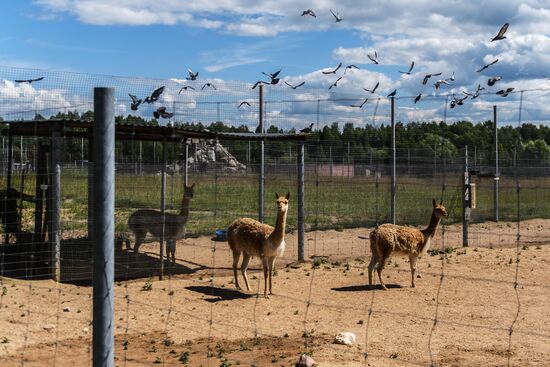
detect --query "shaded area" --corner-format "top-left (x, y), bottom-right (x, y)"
top-left (185, 285), bottom-right (253, 302)
top-left (331, 283), bottom-right (403, 292)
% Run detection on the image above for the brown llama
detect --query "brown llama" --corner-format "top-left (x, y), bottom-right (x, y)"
top-left (128, 183), bottom-right (194, 263)
top-left (368, 200), bottom-right (447, 290)
top-left (227, 192), bottom-right (289, 298)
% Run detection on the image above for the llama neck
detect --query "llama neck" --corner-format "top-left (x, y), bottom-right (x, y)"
top-left (269, 210), bottom-right (287, 244)
top-left (422, 211), bottom-right (441, 239)
top-left (179, 196), bottom-right (191, 217)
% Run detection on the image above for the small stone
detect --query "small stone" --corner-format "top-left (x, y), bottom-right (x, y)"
top-left (295, 354), bottom-right (316, 367)
top-left (63, 307), bottom-right (71, 312)
top-left (334, 332), bottom-right (356, 346)
top-left (43, 324), bottom-right (56, 331)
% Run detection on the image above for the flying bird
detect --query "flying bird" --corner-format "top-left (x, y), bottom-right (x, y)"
top-left (387, 89), bottom-right (396, 98)
top-left (496, 87), bottom-right (514, 97)
top-left (252, 80), bottom-right (268, 89)
top-left (446, 72), bottom-right (455, 82)
top-left (463, 84), bottom-right (485, 99)
top-left (367, 51), bottom-right (379, 64)
top-left (301, 9), bottom-right (316, 17)
top-left (153, 106), bottom-right (173, 119)
top-left (328, 77), bottom-right (342, 90)
top-left (284, 81), bottom-right (306, 89)
top-left (422, 72), bottom-right (442, 85)
top-left (491, 23), bottom-right (509, 42)
top-left (351, 98), bottom-right (369, 108)
top-left (450, 94), bottom-right (467, 108)
top-left (399, 61), bottom-right (415, 75)
top-left (178, 86), bottom-right (195, 93)
top-left (187, 68), bottom-right (198, 80)
top-left (14, 76), bottom-right (44, 84)
top-left (414, 93), bottom-right (422, 104)
top-left (322, 62), bottom-right (342, 74)
top-left (344, 65), bottom-right (360, 74)
top-left (238, 101), bottom-right (251, 108)
top-left (434, 79), bottom-right (449, 90)
top-left (128, 94), bottom-right (142, 111)
top-left (487, 76), bottom-right (502, 86)
top-left (262, 69), bottom-right (281, 85)
top-left (201, 82), bottom-right (216, 90)
top-left (143, 86), bottom-right (165, 104)
top-left (330, 9), bottom-right (343, 22)
top-left (363, 81), bottom-right (379, 94)
top-left (299, 123), bottom-right (314, 134)
top-left (476, 59), bottom-right (499, 72)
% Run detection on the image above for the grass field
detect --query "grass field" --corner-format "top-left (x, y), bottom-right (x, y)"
top-left (4, 168), bottom-right (550, 239)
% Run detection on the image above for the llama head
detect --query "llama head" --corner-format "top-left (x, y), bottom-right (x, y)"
top-left (275, 192), bottom-right (290, 213)
top-left (185, 183), bottom-right (195, 199)
top-left (432, 199), bottom-right (447, 218)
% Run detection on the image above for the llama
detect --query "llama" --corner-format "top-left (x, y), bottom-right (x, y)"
top-left (227, 192), bottom-right (290, 298)
top-left (128, 183), bottom-right (194, 263)
top-left (368, 200), bottom-right (447, 290)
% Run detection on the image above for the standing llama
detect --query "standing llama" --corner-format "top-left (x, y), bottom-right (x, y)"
top-left (128, 183), bottom-right (194, 263)
top-left (227, 192), bottom-right (290, 298)
top-left (368, 199), bottom-right (447, 290)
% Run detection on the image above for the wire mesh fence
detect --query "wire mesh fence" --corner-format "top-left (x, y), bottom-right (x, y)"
top-left (1, 65), bottom-right (549, 366)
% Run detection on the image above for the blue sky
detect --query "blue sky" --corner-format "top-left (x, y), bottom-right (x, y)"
top-left (0, 1), bottom-right (549, 128)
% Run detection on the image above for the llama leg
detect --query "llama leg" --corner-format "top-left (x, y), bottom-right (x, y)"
top-left (377, 255), bottom-right (389, 290)
top-left (232, 249), bottom-right (242, 289)
top-left (262, 257), bottom-right (269, 298)
top-left (133, 231), bottom-right (146, 258)
top-left (170, 240), bottom-right (176, 264)
top-left (367, 254), bottom-right (378, 288)
top-left (409, 255), bottom-right (418, 288)
top-left (240, 254), bottom-right (252, 292)
top-left (267, 257), bottom-right (276, 295)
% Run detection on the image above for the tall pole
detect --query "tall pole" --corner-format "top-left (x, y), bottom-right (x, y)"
top-left (51, 129), bottom-right (61, 281)
top-left (462, 145), bottom-right (469, 247)
top-left (159, 139), bottom-right (167, 280)
top-left (391, 97), bottom-right (396, 224)
top-left (258, 84), bottom-right (265, 223)
top-left (493, 105), bottom-right (499, 222)
top-left (297, 141), bottom-right (305, 261)
top-left (184, 140), bottom-right (189, 187)
top-left (92, 87), bottom-right (115, 367)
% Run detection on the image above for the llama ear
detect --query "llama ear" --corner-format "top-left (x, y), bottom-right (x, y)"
top-left (439, 200), bottom-right (443, 205)
top-left (433, 199), bottom-right (436, 207)
top-left (275, 192), bottom-right (280, 199)
top-left (285, 192), bottom-right (290, 200)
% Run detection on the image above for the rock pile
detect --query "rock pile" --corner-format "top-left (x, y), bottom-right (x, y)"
top-left (188, 140), bottom-right (246, 173)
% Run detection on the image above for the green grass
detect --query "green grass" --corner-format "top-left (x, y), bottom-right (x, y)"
top-left (2, 169), bottom-right (549, 238)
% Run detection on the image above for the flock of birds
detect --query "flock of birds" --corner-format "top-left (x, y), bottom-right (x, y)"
top-left (10, 14), bottom-right (525, 126)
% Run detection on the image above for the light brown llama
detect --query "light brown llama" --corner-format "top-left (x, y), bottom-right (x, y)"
top-left (128, 183), bottom-right (194, 263)
top-left (368, 200), bottom-right (447, 290)
top-left (227, 192), bottom-right (289, 298)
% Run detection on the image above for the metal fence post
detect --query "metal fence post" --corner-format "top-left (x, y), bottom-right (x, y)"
top-left (391, 96), bottom-right (396, 224)
top-left (493, 105), bottom-right (499, 222)
top-left (51, 128), bottom-right (61, 281)
top-left (258, 84), bottom-right (265, 223)
top-left (462, 145), bottom-right (469, 247)
top-left (159, 139), bottom-right (167, 280)
top-left (297, 141), bottom-right (305, 261)
top-left (92, 87), bottom-right (115, 367)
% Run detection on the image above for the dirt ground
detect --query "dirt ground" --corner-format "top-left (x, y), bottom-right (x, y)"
top-left (1, 219), bottom-right (550, 366)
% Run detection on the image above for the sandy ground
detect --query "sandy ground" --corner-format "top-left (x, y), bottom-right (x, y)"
top-left (1, 219), bottom-right (550, 366)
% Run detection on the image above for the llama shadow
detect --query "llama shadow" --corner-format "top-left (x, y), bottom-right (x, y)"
top-left (331, 284), bottom-right (403, 292)
top-left (185, 285), bottom-right (253, 303)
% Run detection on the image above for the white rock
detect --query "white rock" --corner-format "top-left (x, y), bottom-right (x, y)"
top-left (43, 324), bottom-right (56, 331)
top-left (334, 332), bottom-right (356, 346)
top-left (295, 354), bottom-right (316, 367)
top-left (63, 306), bottom-right (71, 312)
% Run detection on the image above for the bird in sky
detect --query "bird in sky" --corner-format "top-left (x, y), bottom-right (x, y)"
top-left (344, 65), bottom-right (360, 74)
top-left (487, 76), bottom-right (502, 86)
top-left (15, 76), bottom-right (44, 83)
top-left (263, 69), bottom-right (281, 80)
top-left (330, 9), bottom-right (343, 22)
top-left (463, 84), bottom-right (485, 99)
top-left (446, 72), bottom-right (455, 82)
top-left (491, 23), bottom-right (509, 42)
top-left (178, 86), bottom-right (195, 94)
top-left (367, 51), bottom-right (379, 64)
top-left (299, 123), bottom-right (314, 134)
top-left (351, 98), bottom-right (369, 108)
top-left (187, 68), bottom-right (198, 80)
top-left (476, 59), bottom-right (499, 72)
top-left (328, 77), bottom-right (342, 90)
top-left (363, 81), bottom-right (379, 94)
top-left (399, 61), bottom-right (415, 75)
top-left (143, 86), bottom-right (165, 104)
top-left (153, 106), bottom-right (173, 119)
top-left (252, 80), bottom-right (268, 89)
top-left (422, 72), bottom-right (442, 85)
top-left (301, 9), bottom-right (316, 17)
top-left (128, 93), bottom-right (142, 111)
top-left (496, 87), bottom-right (514, 97)
top-left (238, 101), bottom-right (251, 108)
top-left (201, 82), bottom-right (216, 90)
top-left (284, 81), bottom-right (306, 89)
top-left (322, 62), bottom-right (342, 74)
top-left (434, 79), bottom-right (449, 90)
top-left (450, 94), bottom-right (467, 108)
top-left (387, 89), bottom-right (397, 97)
top-left (414, 93), bottom-right (422, 104)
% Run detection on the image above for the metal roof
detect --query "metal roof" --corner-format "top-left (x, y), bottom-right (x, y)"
top-left (0, 120), bottom-right (308, 142)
